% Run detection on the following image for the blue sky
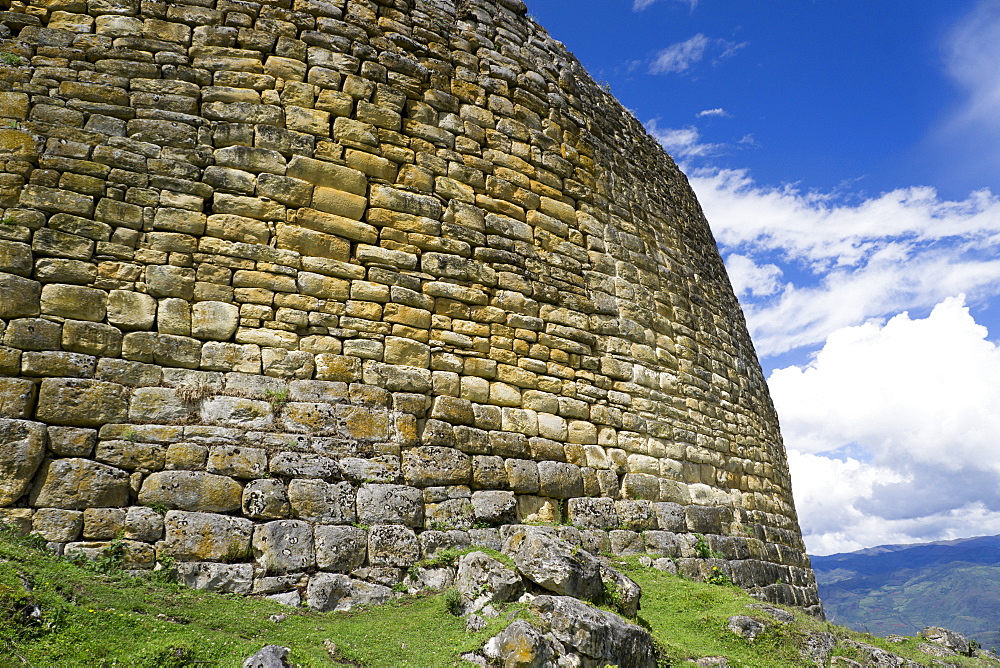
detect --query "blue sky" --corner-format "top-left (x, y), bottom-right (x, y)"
top-left (528, 0), bottom-right (1000, 554)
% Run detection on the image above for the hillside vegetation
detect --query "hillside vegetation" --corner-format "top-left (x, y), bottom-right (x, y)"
top-left (1, 527), bottom-right (997, 667)
top-left (813, 535), bottom-right (1000, 650)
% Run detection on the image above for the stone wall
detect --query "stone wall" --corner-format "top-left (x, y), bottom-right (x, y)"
top-left (0, 0), bottom-right (820, 612)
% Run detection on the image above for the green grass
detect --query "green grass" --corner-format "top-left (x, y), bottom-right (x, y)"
top-left (1, 530), bottom-right (995, 667)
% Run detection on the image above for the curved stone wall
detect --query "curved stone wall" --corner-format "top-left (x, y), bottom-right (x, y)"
top-left (0, 0), bottom-right (820, 612)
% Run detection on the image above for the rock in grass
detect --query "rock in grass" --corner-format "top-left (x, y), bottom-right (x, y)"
top-left (501, 526), bottom-right (602, 602)
top-left (243, 644), bottom-right (291, 668)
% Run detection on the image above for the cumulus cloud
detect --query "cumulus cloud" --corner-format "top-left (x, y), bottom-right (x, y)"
top-left (773, 298), bottom-right (1000, 554)
top-left (689, 168), bottom-right (1000, 356)
top-left (724, 253), bottom-right (783, 297)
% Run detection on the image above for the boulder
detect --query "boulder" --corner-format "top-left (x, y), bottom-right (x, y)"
top-left (530, 595), bottom-right (657, 668)
top-left (305, 573), bottom-right (393, 612)
top-left (243, 645), bottom-right (291, 668)
top-left (454, 551), bottom-right (523, 614)
top-left (502, 526), bottom-right (603, 602)
top-left (919, 626), bottom-right (972, 656)
top-left (600, 562), bottom-right (642, 618)
top-left (483, 619), bottom-right (561, 668)
top-left (727, 615), bottom-right (766, 642)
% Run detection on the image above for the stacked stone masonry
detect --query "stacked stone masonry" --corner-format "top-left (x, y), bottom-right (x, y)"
top-left (0, 0), bottom-right (821, 613)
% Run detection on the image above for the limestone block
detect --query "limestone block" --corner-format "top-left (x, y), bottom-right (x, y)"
top-left (314, 354), bottom-right (362, 382)
top-left (294, 207), bottom-right (378, 244)
top-left (287, 479), bottom-right (355, 523)
top-left (367, 524), bottom-right (419, 568)
top-left (651, 502), bottom-right (686, 532)
top-left (200, 396), bottom-right (273, 429)
top-left (20, 351), bottom-right (94, 378)
top-left (36, 378), bottom-right (128, 427)
top-left (362, 361), bottom-right (431, 393)
top-left (124, 506), bottom-right (164, 542)
top-left (4, 318), bottom-right (60, 351)
top-left (356, 483), bottom-right (423, 527)
top-left (685, 505), bottom-right (731, 534)
top-left (0, 419), bottom-right (45, 505)
top-left (207, 445), bottom-right (266, 479)
top-left (403, 446), bottom-right (471, 486)
top-left (621, 473), bottom-right (661, 501)
top-left (46, 426), bottom-right (96, 457)
top-left (62, 320), bottom-right (123, 357)
top-left (95, 440), bottom-right (167, 471)
top-left (175, 562), bottom-right (253, 594)
top-left (501, 407), bottom-right (538, 437)
top-left (537, 461), bottom-right (584, 499)
top-left (33, 228), bottom-right (94, 262)
top-left (107, 290), bottom-right (156, 330)
top-left (311, 186), bottom-right (366, 219)
top-left (0, 379), bottom-right (37, 420)
top-left (269, 452), bottom-right (339, 478)
top-left (83, 507), bottom-right (126, 540)
top-left (158, 511), bottom-right (253, 562)
top-left (471, 490), bottom-right (517, 525)
top-left (138, 471), bottom-right (243, 513)
top-left (338, 405), bottom-right (389, 441)
top-left (146, 265), bottom-right (195, 300)
top-left (30, 458), bottom-right (129, 509)
top-left (314, 524), bottom-right (367, 572)
top-left (643, 531), bottom-right (680, 558)
top-left (261, 348), bottom-right (314, 379)
top-left (40, 284), bottom-right (105, 322)
top-left (20, 185), bottom-right (93, 217)
top-left (201, 342), bottom-right (262, 373)
top-left (0, 241), bottom-right (32, 277)
top-left (191, 301), bottom-right (240, 341)
top-left (516, 495), bottom-right (561, 524)
top-left (128, 387), bottom-right (192, 424)
top-left (566, 498), bottom-right (619, 530)
top-left (472, 455), bottom-right (508, 489)
top-left (242, 478), bottom-right (291, 520)
top-left (615, 500), bottom-right (657, 532)
top-left (306, 573), bottom-right (393, 612)
top-left (340, 456), bottom-right (401, 484)
top-left (504, 459), bottom-right (540, 494)
top-left (253, 519), bottom-right (316, 574)
top-left (32, 508), bottom-right (83, 541)
top-left (430, 395), bottom-right (476, 426)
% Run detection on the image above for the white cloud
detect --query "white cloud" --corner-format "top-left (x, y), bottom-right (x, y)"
top-left (645, 120), bottom-right (723, 158)
top-left (943, 1), bottom-right (1000, 137)
top-left (724, 253), bottom-right (783, 297)
top-left (697, 108), bottom-right (729, 118)
top-left (649, 35), bottom-right (746, 75)
top-left (773, 298), bottom-right (1000, 554)
top-left (649, 34), bottom-right (709, 74)
top-left (633, 0), bottom-right (698, 11)
top-left (689, 167), bottom-right (1000, 356)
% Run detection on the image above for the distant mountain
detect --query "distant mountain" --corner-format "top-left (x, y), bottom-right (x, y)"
top-left (811, 535), bottom-right (1000, 650)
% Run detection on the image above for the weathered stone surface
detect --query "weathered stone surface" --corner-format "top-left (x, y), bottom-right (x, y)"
top-left (402, 446), bottom-right (471, 486)
top-left (314, 524), bottom-right (367, 572)
top-left (470, 490), bottom-right (517, 525)
top-left (356, 483), bottom-right (423, 527)
top-left (600, 563), bottom-right (642, 618)
top-left (530, 595), bottom-right (658, 668)
top-left (35, 378), bottom-right (128, 427)
top-left (158, 510), bottom-right (253, 562)
top-left (455, 551), bottom-right (523, 613)
top-left (32, 507), bottom-right (83, 541)
top-left (919, 627), bottom-right (973, 656)
top-left (124, 506), bottom-right (164, 542)
top-left (306, 573), bottom-right (393, 612)
top-left (0, 273), bottom-right (40, 319)
top-left (242, 479), bottom-right (291, 519)
top-left (242, 644), bottom-right (291, 668)
top-left (252, 520), bottom-right (315, 574)
top-left (176, 562), bottom-right (253, 594)
top-left (503, 526), bottom-right (603, 602)
top-left (567, 497), bottom-right (619, 530)
top-left (484, 619), bottom-right (560, 668)
top-left (287, 479), bottom-right (355, 523)
top-left (0, 418), bottom-right (46, 505)
top-left (139, 471), bottom-right (242, 513)
top-left (30, 458), bottom-right (129, 509)
top-left (367, 524), bottom-right (419, 567)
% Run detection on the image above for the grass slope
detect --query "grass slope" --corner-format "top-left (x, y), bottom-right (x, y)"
top-left (0, 529), bottom-right (994, 667)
